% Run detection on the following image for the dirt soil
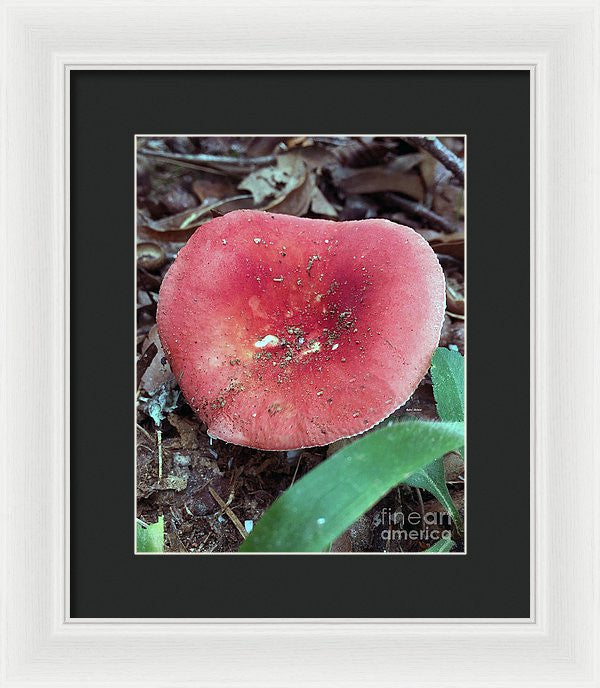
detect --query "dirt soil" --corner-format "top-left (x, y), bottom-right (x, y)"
top-left (136, 135), bottom-right (465, 553)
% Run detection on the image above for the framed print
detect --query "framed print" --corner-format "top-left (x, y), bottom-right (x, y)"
top-left (2, 1), bottom-right (599, 687)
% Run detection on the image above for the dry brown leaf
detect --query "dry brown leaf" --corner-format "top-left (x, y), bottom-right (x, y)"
top-left (332, 154), bottom-right (425, 200)
top-left (191, 176), bottom-right (237, 202)
top-left (138, 223), bottom-right (190, 250)
top-left (331, 139), bottom-right (395, 168)
top-left (420, 156), bottom-right (451, 192)
top-left (137, 341), bottom-right (157, 389)
top-left (140, 325), bottom-right (173, 394)
top-left (428, 232), bottom-right (464, 260)
top-left (244, 136), bottom-right (286, 157)
top-left (264, 170), bottom-right (316, 216)
top-left (296, 144), bottom-right (338, 170)
top-left (310, 187), bottom-right (338, 217)
top-left (285, 136), bottom-right (311, 149)
top-left (445, 274), bottom-right (465, 317)
top-left (167, 413), bottom-right (200, 450)
top-left (237, 151), bottom-right (323, 216)
top-left (238, 153), bottom-right (307, 204)
top-left (138, 195), bottom-right (255, 235)
top-left (433, 184), bottom-right (464, 222)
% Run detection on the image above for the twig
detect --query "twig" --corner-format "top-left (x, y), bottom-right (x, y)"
top-left (414, 487), bottom-right (425, 521)
top-left (382, 192), bottom-right (462, 234)
top-left (290, 455), bottom-right (303, 487)
top-left (402, 136), bottom-right (464, 185)
top-left (208, 486), bottom-right (248, 540)
top-left (138, 148), bottom-right (277, 169)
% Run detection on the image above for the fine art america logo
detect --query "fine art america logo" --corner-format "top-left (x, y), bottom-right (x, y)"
top-left (374, 508), bottom-right (452, 542)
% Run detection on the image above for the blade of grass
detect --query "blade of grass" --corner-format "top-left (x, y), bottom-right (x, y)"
top-left (404, 348), bottom-right (465, 532)
top-left (424, 536), bottom-right (455, 553)
top-left (136, 515), bottom-right (164, 553)
top-left (240, 420), bottom-right (464, 553)
top-left (430, 347), bottom-right (464, 422)
top-left (405, 457), bottom-right (463, 532)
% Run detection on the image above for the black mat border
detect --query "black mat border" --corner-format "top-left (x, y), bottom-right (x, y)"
top-left (71, 70), bottom-right (530, 618)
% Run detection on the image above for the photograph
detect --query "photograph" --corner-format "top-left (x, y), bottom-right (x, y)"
top-left (8, 1), bottom-right (600, 683)
top-left (135, 134), bottom-right (465, 554)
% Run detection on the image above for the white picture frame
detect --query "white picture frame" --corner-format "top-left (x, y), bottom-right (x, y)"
top-left (1, 1), bottom-right (598, 685)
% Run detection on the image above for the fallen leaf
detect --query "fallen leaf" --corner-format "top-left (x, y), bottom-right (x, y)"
top-left (331, 155), bottom-right (425, 200)
top-left (244, 136), bottom-right (287, 157)
top-left (140, 326), bottom-right (173, 395)
top-left (428, 232), bottom-right (464, 260)
top-left (238, 153), bottom-right (307, 205)
top-left (137, 341), bottom-right (157, 389)
top-left (191, 176), bottom-right (237, 202)
top-left (296, 144), bottom-right (338, 170)
top-left (310, 187), bottom-right (338, 217)
top-left (285, 136), bottom-right (311, 149)
top-left (433, 185), bottom-right (464, 223)
top-left (445, 274), bottom-right (465, 317)
top-left (331, 138), bottom-right (396, 168)
top-left (138, 195), bottom-right (255, 235)
top-left (419, 156), bottom-right (451, 196)
top-left (263, 170), bottom-right (316, 216)
top-left (167, 412), bottom-right (200, 450)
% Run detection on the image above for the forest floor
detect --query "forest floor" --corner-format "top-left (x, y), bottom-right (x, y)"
top-left (136, 135), bottom-right (465, 553)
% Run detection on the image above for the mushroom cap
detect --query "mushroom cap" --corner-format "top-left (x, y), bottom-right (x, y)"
top-left (157, 210), bottom-right (445, 450)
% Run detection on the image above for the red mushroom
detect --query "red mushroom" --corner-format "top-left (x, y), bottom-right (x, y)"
top-left (157, 210), bottom-right (445, 450)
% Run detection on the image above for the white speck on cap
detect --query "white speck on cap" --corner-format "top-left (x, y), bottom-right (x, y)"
top-left (254, 334), bottom-right (279, 348)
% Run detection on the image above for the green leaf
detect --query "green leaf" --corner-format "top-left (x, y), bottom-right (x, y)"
top-left (424, 536), bottom-right (455, 553)
top-left (404, 457), bottom-right (463, 533)
top-left (239, 420), bottom-right (464, 553)
top-left (430, 348), bottom-right (464, 422)
top-left (136, 516), bottom-right (164, 553)
top-left (404, 348), bottom-right (465, 533)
